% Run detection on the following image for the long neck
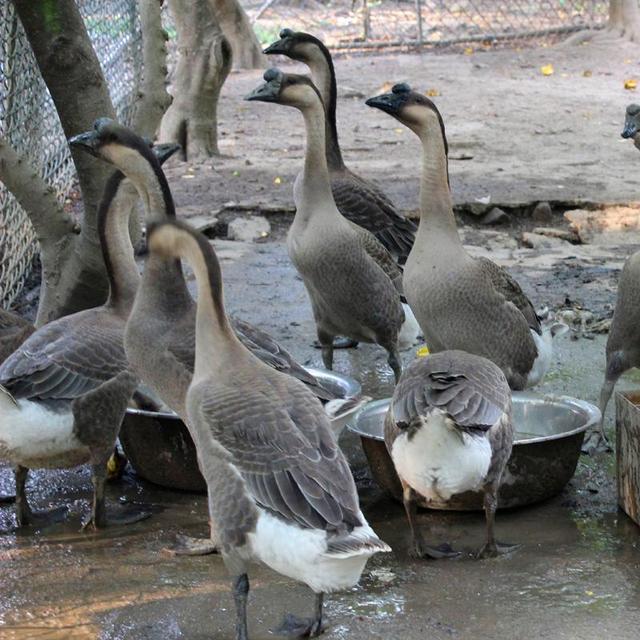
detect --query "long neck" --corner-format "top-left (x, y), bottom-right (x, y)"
top-left (297, 99), bottom-right (340, 216)
top-left (99, 174), bottom-right (140, 313)
top-left (306, 46), bottom-right (344, 170)
top-left (416, 123), bottom-right (461, 246)
top-left (185, 238), bottom-right (243, 378)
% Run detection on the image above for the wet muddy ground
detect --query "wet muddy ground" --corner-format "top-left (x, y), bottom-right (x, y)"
top-left (3, 41), bottom-right (640, 639)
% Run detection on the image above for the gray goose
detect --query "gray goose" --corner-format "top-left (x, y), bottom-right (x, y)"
top-left (366, 84), bottom-right (561, 390)
top-left (147, 218), bottom-right (390, 640)
top-left (385, 350), bottom-right (515, 558)
top-left (264, 29), bottom-right (417, 263)
top-left (589, 105), bottom-right (640, 452)
top-left (246, 70), bottom-right (419, 382)
top-left (0, 309), bottom-right (35, 365)
top-left (0, 142), bottom-right (178, 528)
top-left (71, 118), bottom-right (345, 554)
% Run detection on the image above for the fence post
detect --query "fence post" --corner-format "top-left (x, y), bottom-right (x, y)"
top-left (416, 0), bottom-right (423, 45)
top-left (362, 0), bottom-right (370, 42)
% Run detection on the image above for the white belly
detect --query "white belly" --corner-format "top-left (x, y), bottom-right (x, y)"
top-left (390, 412), bottom-right (492, 501)
top-left (0, 397), bottom-right (88, 469)
top-left (248, 510), bottom-right (376, 594)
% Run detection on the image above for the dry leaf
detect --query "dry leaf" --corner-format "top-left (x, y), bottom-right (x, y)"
top-left (541, 64), bottom-right (554, 76)
top-left (583, 70), bottom-right (592, 77)
top-left (274, 176), bottom-right (282, 184)
top-left (394, 128), bottom-right (403, 134)
top-left (464, 47), bottom-right (473, 55)
top-left (624, 78), bottom-right (638, 90)
top-left (425, 88), bottom-right (440, 97)
top-left (376, 81), bottom-right (394, 94)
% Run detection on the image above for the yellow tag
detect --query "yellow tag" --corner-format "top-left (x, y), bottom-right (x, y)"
top-left (624, 79), bottom-right (638, 90)
top-left (416, 346), bottom-right (430, 357)
top-left (541, 64), bottom-right (554, 76)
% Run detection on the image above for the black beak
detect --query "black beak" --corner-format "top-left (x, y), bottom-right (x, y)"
top-left (365, 92), bottom-right (404, 116)
top-left (622, 119), bottom-right (638, 139)
top-left (263, 38), bottom-right (287, 55)
top-left (154, 142), bottom-right (182, 164)
top-left (245, 81), bottom-right (279, 103)
top-left (68, 130), bottom-right (100, 156)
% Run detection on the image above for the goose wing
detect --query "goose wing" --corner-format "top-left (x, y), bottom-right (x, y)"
top-left (387, 351), bottom-right (510, 443)
top-left (331, 169), bottom-right (416, 260)
top-left (0, 309), bottom-right (127, 402)
top-left (477, 257), bottom-right (541, 334)
top-left (192, 380), bottom-right (362, 533)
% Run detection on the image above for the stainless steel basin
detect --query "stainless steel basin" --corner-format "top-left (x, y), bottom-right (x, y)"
top-left (120, 368), bottom-right (362, 492)
top-left (348, 391), bottom-right (600, 510)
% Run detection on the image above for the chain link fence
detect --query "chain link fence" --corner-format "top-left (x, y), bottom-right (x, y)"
top-left (249, 0), bottom-right (609, 49)
top-left (0, 0), bottom-right (142, 309)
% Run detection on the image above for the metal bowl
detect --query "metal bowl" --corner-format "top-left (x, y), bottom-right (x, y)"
top-left (348, 391), bottom-right (600, 511)
top-left (119, 368), bottom-right (362, 492)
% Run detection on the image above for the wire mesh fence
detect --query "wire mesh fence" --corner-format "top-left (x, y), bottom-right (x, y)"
top-left (0, 0), bottom-right (142, 309)
top-left (249, 0), bottom-right (609, 50)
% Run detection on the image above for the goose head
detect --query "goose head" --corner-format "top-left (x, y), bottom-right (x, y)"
top-left (622, 104), bottom-right (640, 149)
top-left (245, 68), bottom-right (322, 111)
top-left (264, 28), bottom-right (325, 65)
top-left (366, 83), bottom-right (446, 140)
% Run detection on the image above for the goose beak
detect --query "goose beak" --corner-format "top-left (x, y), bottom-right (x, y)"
top-left (263, 38), bottom-right (287, 55)
top-left (622, 119), bottom-right (638, 139)
top-left (154, 142), bottom-right (182, 164)
top-left (68, 130), bottom-right (100, 156)
top-left (245, 81), bottom-right (279, 103)
top-left (365, 92), bottom-right (403, 116)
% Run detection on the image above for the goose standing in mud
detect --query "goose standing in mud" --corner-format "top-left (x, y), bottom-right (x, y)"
top-left (147, 218), bottom-right (390, 639)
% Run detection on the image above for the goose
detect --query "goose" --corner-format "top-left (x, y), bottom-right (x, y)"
top-left (0, 142), bottom-right (178, 528)
top-left (366, 84), bottom-right (562, 390)
top-left (385, 350), bottom-right (515, 558)
top-left (246, 69), bottom-right (419, 382)
top-left (264, 29), bottom-right (417, 263)
top-left (147, 217), bottom-right (390, 639)
top-left (69, 118), bottom-right (355, 554)
top-left (588, 106), bottom-right (640, 452)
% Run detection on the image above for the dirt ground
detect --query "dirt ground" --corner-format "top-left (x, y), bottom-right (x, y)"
top-left (2, 40), bottom-right (640, 639)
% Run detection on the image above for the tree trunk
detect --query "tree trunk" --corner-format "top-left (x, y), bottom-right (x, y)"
top-left (565, 0), bottom-right (640, 44)
top-left (133, 0), bottom-right (173, 138)
top-left (159, 0), bottom-right (232, 160)
top-left (212, 0), bottom-right (265, 69)
top-left (12, 0), bottom-right (117, 322)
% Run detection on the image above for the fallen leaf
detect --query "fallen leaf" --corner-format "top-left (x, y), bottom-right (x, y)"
top-left (273, 176), bottom-right (282, 184)
top-left (394, 128), bottom-right (404, 134)
top-left (624, 78), bottom-right (638, 90)
top-left (585, 590), bottom-right (594, 596)
top-left (376, 81), bottom-right (394, 94)
top-left (232, 170), bottom-right (240, 177)
top-left (464, 47), bottom-right (473, 55)
top-left (541, 64), bottom-right (554, 76)
top-left (425, 88), bottom-right (440, 97)
top-left (416, 346), bottom-right (430, 357)
top-left (583, 70), bottom-right (592, 77)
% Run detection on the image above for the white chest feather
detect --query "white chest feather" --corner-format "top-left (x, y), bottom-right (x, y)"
top-left (390, 412), bottom-right (492, 501)
top-left (525, 328), bottom-right (553, 388)
top-left (0, 397), bottom-right (87, 468)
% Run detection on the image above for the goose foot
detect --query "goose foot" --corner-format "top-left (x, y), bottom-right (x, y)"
top-left (412, 541), bottom-right (461, 560)
top-left (476, 541), bottom-right (521, 559)
top-left (313, 337), bottom-right (358, 350)
top-left (581, 430), bottom-right (613, 455)
top-left (272, 613), bottom-right (325, 638)
top-left (163, 534), bottom-right (218, 556)
top-left (18, 505), bottom-right (68, 528)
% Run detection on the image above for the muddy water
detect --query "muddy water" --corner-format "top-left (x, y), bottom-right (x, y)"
top-left (2, 235), bottom-right (640, 639)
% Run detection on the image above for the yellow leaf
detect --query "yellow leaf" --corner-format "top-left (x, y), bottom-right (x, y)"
top-left (394, 128), bottom-right (403, 134)
top-left (464, 47), bottom-right (474, 55)
top-left (540, 64), bottom-right (554, 76)
top-left (232, 170), bottom-right (240, 177)
top-left (274, 176), bottom-right (282, 184)
top-left (416, 346), bottom-right (430, 358)
top-left (425, 88), bottom-right (440, 97)
top-left (585, 590), bottom-right (594, 596)
top-left (583, 70), bottom-right (592, 77)
top-left (624, 78), bottom-right (638, 90)
top-left (376, 81), bottom-right (394, 94)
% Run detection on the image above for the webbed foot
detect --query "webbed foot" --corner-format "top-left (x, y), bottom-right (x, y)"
top-left (272, 613), bottom-right (325, 638)
top-left (163, 534), bottom-right (218, 556)
top-left (412, 541), bottom-right (461, 560)
top-left (476, 541), bottom-right (521, 559)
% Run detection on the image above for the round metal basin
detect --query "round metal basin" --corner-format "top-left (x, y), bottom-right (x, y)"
top-left (120, 368), bottom-right (361, 492)
top-left (348, 391), bottom-right (600, 511)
